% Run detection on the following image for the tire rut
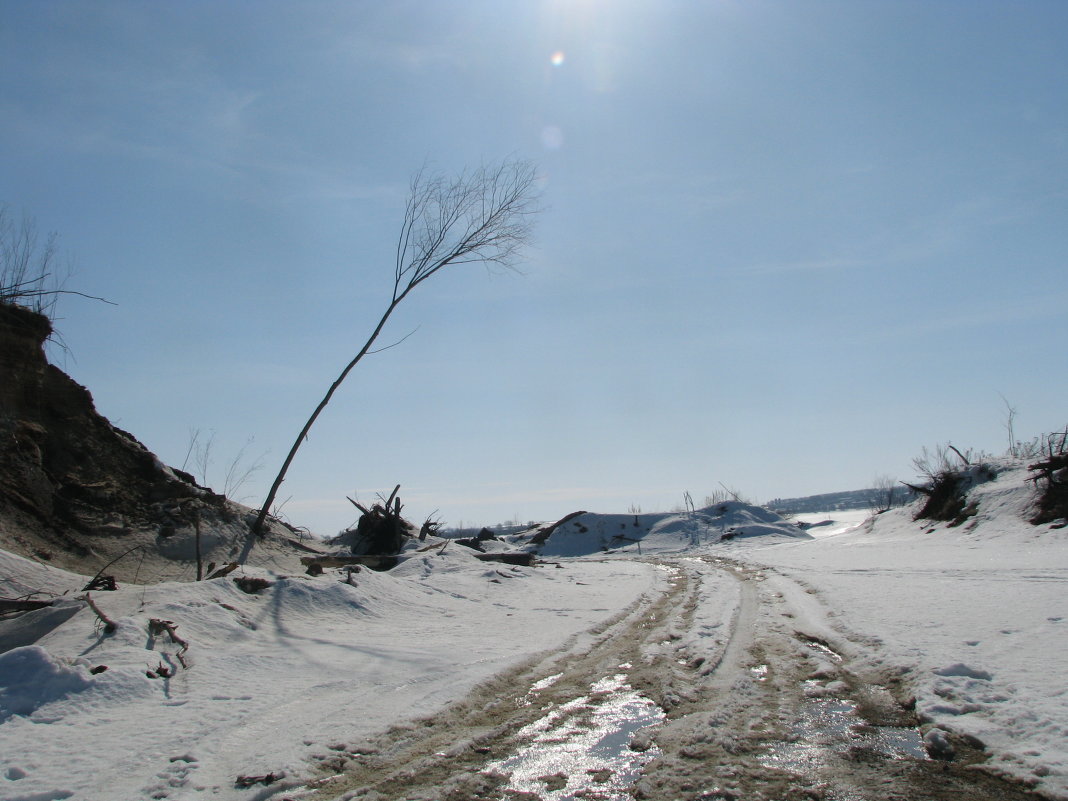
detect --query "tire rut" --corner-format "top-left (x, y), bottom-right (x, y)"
top-left (299, 557), bottom-right (1049, 801)
top-left (635, 556), bottom-right (1049, 801)
top-left (301, 564), bottom-right (695, 800)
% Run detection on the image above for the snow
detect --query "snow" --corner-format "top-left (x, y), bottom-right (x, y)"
top-left (0, 547), bottom-right (662, 800)
top-left (2, 458), bottom-right (1067, 799)
top-left (736, 461), bottom-right (1068, 797)
top-left (522, 501), bottom-right (810, 558)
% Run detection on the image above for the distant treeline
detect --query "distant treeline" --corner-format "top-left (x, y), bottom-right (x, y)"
top-left (766, 486), bottom-right (918, 515)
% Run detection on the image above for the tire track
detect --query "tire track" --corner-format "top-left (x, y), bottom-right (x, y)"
top-left (300, 557), bottom-right (1047, 801)
top-left (301, 564), bottom-right (697, 800)
top-left (636, 556), bottom-right (1048, 801)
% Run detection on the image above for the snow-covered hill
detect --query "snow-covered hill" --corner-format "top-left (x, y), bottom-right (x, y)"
top-left (508, 501), bottom-right (810, 557)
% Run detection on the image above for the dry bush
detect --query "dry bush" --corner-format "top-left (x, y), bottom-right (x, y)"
top-left (906, 443), bottom-right (995, 525)
top-left (1028, 428), bottom-right (1068, 525)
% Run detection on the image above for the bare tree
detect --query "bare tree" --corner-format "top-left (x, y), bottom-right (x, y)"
top-left (869, 474), bottom-right (898, 514)
top-left (251, 159), bottom-right (540, 536)
top-left (999, 393), bottom-right (1019, 458)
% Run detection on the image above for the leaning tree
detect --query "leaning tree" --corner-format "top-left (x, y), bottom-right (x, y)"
top-left (251, 159), bottom-right (540, 536)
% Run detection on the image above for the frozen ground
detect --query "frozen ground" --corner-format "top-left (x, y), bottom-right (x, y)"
top-left (1, 458), bottom-right (1065, 800)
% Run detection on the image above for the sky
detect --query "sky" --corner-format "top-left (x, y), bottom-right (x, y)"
top-left (2, 0), bottom-right (1066, 536)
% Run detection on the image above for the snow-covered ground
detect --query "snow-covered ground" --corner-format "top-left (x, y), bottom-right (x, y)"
top-left (1, 458), bottom-right (1065, 800)
top-left (0, 546), bottom-right (663, 800)
top-left (734, 468), bottom-right (1068, 796)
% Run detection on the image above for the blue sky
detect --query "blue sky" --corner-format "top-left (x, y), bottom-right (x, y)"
top-left (2, 1), bottom-right (1066, 534)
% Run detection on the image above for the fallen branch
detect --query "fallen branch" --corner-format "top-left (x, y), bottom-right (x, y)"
top-left (235, 772), bottom-right (284, 788)
top-left (529, 511), bottom-right (588, 545)
top-left (206, 562), bottom-right (239, 580)
top-left (149, 618), bottom-right (190, 669)
top-left (947, 444), bottom-right (971, 466)
top-left (346, 495), bottom-right (371, 516)
top-left (78, 593), bottom-right (116, 634)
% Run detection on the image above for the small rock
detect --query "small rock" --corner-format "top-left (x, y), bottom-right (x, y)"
top-left (923, 728), bottom-right (955, 761)
top-left (630, 731), bottom-right (655, 752)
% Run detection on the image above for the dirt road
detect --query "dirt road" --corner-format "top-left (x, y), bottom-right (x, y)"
top-left (300, 557), bottom-right (1045, 800)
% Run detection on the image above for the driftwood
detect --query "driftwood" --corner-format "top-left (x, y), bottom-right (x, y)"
top-left (339, 487), bottom-right (411, 569)
top-left (347, 495), bottom-right (371, 516)
top-left (419, 512), bottom-right (442, 541)
top-left (206, 562), bottom-right (240, 580)
top-left (529, 511), bottom-right (588, 545)
top-left (235, 772), bottom-right (283, 789)
top-left (286, 537), bottom-right (326, 554)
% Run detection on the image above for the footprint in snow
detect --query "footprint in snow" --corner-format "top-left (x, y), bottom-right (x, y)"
top-left (933, 663), bottom-right (993, 681)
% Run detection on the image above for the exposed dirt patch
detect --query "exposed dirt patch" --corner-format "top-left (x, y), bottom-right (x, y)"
top-left (0, 303), bottom-right (314, 583)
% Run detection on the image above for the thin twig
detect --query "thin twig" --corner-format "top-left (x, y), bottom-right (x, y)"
top-left (367, 326), bottom-right (421, 354)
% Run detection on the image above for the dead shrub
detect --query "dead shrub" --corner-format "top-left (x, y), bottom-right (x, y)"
top-left (1028, 428), bottom-right (1068, 525)
top-left (906, 443), bottom-right (996, 525)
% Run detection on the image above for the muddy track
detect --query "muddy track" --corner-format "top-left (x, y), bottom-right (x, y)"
top-left (635, 557), bottom-right (1047, 801)
top-left (300, 558), bottom-right (1047, 801)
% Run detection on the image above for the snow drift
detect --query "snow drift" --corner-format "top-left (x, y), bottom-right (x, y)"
top-left (512, 501), bottom-right (811, 557)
